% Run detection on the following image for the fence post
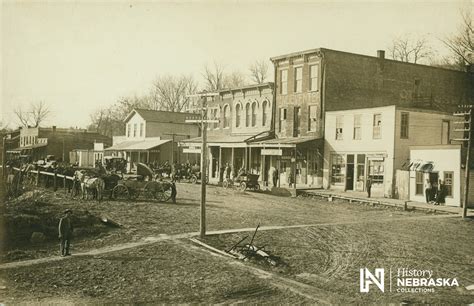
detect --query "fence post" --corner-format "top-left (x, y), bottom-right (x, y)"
top-left (63, 175), bottom-right (67, 192)
top-left (36, 168), bottom-right (40, 186)
top-left (53, 170), bottom-right (58, 191)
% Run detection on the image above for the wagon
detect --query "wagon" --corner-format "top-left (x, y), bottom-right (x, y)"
top-left (223, 173), bottom-right (260, 191)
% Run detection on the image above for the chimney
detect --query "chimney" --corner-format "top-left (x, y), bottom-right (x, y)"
top-left (377, 50), bottom-right (385, 59)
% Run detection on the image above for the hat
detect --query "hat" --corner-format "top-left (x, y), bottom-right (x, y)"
top-left (64, 209), bottom-right (72, 214)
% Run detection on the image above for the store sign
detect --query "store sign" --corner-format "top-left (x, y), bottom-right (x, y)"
top-left (183, 148), bottom-right (201, 154)
top-left (262, 149), bottom-right (283, 156)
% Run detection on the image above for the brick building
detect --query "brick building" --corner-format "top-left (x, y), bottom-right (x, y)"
top-left (260, 47), bottom-right (472, 188)
top-left (10, 126), bottom-right (111, 163)
top-left (180, 83), bottom-right (274, 184)
top-left (105, 109), bottom-right (200, 171)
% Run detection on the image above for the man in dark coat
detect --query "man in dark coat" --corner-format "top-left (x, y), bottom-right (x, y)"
top-left (171, 182), bottom-right (177, 204)
top-left (58, 209), bottom-right (73, 256)
top-left (366, 177), bottom-right (372, 198)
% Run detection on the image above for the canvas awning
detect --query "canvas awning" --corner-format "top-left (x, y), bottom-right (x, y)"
top-left (105, 139), bottom-right (171, 151)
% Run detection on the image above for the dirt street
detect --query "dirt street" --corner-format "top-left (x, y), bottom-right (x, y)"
top-left (1, 182), bottom-right (473, 304)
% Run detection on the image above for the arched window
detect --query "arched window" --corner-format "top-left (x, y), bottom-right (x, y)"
top-left (223, 105), bottom-right (230, 128)
top-left (235, 104), bottom-right (241, 128)
top-left (245, 103), bottom-right (251, 127)
top-left (262, 101), bottom-right (268, 126)
top-left (251, 102), bottom-right (257, 127)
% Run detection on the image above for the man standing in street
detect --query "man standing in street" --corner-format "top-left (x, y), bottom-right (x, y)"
top-left (366, 177), bottom-right (372, 198)
top-left (424, 178), bottom-right (432, 203)
top-left (58, 209), bottom-right (73, 256)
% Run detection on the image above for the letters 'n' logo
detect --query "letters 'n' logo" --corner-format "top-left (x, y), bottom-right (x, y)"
top-left (360, 268), bottom-right (384, 293)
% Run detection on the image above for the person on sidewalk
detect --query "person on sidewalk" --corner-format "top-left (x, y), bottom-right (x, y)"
top-left (366, 177), bottom-right (372, 198)
top-left (435, 180), bottom-right (446, 205)
top-left (58, 209), bottom-right (73, 256)
top-left (424, 179), bottom-right (432, 203)
top-left (171, 181), bottom-right (177, 204)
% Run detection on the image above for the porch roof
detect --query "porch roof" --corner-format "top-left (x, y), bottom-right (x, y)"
top-left (249, 136), bottom-right (323, 148)
top-left (10, 143), bottom-right (48, 151)
top-left (105, 138), bottom-right (170, 151)
top-left (180, 135), bottom-right (251, 147)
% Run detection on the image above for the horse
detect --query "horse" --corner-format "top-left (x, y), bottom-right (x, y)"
top-left (74, 170), bottom-right (104, 201)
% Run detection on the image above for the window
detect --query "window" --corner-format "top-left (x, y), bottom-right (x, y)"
top-left (444, 172), bottom-right (453, 197)
top-left (293, 107), bottom-right (301, 137)
top-left (331, 154), bottom-right (345, 184)
top-left (140, 123), bottom-right (144, 137)
top-left (400, 112), bottom-right (409, 139)
top-left (336, 115), bottom-right (343, 140)
top-left (235, 104), bottom-right (241, 127)
top-left (127, 124), bottom-right (131, 137)
top-left (213, 108), bottom-right (218, 129)
top-left (133, 123), bottom-right (137, 137)
top-left (279, 108), bottom-right (287, 132)
top-left (353, 114), bottom-right (361, 140)
top-left (294, 67), bottom-right (302, 93)
top-left (368, 159), bottom-right (384, 184)
top-left (373, 114), bottom-right (382, 139)
top-left (280, 69), bottom-right (288, 95)
top-left (308, 105), bottom-right (317, 132)
top-left (262, 101), bottom-right (268, 126)
top-left (309, 64), bottom-right (319, 91)
top-left (251, 102), bottom-right (257, 127)
top-left (245, 103), bottom-right (251, 127)
top-left (223, 105), bottom-right (230, 128)
top-left (415, 172), bottom-right (424, 195)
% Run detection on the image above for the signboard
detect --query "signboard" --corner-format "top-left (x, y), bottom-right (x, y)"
top-left (183, 148), bottom-right (201, 154)
top-left (261, 149), bottom-right (283, 156)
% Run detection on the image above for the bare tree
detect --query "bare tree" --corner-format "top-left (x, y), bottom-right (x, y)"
top-left (388, 35), bottom-right (433, 64)
top-left (150, 75), bottom-right (198, 112)
top-left (223, 71), bottom-right (247, 88)
top-left (249, 60), bottom-right (269, 84)
top-left (202, 61), bottom-right (227, 91)
top-left (13, 101), bottom-right (51, 127)
top-left (442, 9), bottom-right (473, 68)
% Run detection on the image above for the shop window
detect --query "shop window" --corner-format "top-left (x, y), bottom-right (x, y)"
top-left (353, 114), bottom-right (361, 140)
top-left (368, 159), bottom-right (384, 184)
top-left (373, 114), bottom-right (382, 139)
top-left (336, 116), bottom-right (343, 140)
top-left (309, 64), bottom-right (319, 91)
top-left (294, 67), bottom-right (302, 93)
top-left (331, 154), bottom-right (346, 184)
top-left (415, 171), bottom-right (424, 195)
top-left (308, 105), bottom-right (317, 132)
top-left (280, 69), bottom-right (288, 95)
top-left (400, 112), bottom-right (409, 139)
top-left (251, 102), bottom-right (257, 127)
top-left (308, 150), bottom-right (318, 175)
top-left (223, 105), bottom-right (230, 128)
top-left (235, 104), bottom-right (241, 128)
top-left (444, 172), bottom-right (453, 197)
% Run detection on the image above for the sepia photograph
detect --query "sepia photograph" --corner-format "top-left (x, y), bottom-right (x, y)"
top-left (1, 0), bottom-right (473, 304)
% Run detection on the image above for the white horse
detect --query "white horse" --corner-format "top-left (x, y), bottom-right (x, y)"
top-left (74, 170), bottom-right (105, 201)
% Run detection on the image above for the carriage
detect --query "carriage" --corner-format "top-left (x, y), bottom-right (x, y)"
top-left (223, 173), bottom-right (260, 191)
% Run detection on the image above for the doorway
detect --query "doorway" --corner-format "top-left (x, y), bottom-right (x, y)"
top-left (346, 154), bottom-right (355, 190)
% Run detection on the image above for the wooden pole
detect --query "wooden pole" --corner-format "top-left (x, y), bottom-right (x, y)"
top-left (200, 97), bottom-right (208, 239)
top-left (463, 108), bottom-right (472, 219)
top-left (293, 147), bottom-right (297, 196)
top-left (53, 170), bottom-right (57, 191)
top-left (36, 168), bottom-right (40, 186)
top-left (2, 136), bottom-right (6, 178)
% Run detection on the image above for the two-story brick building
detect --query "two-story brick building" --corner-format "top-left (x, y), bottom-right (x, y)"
top-left (259, 47), bottom-right (472, 188)
top-left (105, 109), bottom-right (200, 171)
top-left (180, 83), bottom-right (274, 184)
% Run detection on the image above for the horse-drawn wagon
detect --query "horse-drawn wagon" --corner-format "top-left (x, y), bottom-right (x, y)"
top-left (223, 173), bottom-right (260, 191)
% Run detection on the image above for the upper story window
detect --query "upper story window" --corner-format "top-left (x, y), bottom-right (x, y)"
top-left (353, 114), bottom-right (361, 140)
top-left (262, 101), bottom-right (268, 126)
top-left (293, 107), bottom-right (301, 137)
top-left (294, 67), bottom-right (303, 93)
top-left (400, 112), bottom-right (409, 139)
top-left (373, 114), bottom-right (382, 139)
top-left (140, 123), bottom-right (144, 137)
top-left (251, 102), bottom-right (257, 127)
top-left (280, 69), bottom-right (288, 95)
top-left (309, 64), bottom-right (319, 91)
top-left (245, 103), bottom-right (251, 127)
top-left (235, 104), bottom-right (241, 128)
top-left (279, 108), bottom-right (287, 132)
top-left (223, 105), bottom-right (230, 128)
top-left (133, 123), bottom-right (137, 137)
top-left (127, 124), bottom-right (131, 137)
top-left (336, 115), bottom-right (344, 140)
top-left (308, 105), bottom-right (318, 132)
top-left (213, 108), bottom-right (218, 129)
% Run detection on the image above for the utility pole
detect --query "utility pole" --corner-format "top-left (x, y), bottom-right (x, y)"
top-left (2, 136), bottom-right (6, 178)
top-left (185, 92), bottom-right (219, 238)
top-left (453, 104), bottom-right (473, 219)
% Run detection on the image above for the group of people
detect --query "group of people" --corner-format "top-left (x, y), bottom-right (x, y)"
top-left (424, 179), bottom-right (448, 205)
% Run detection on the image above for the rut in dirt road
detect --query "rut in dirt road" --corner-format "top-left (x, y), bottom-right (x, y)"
top-left (0, 213), bottom-right (456, 270)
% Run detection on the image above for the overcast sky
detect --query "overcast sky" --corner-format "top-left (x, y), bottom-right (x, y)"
top-left (1, 0), bottom-right (471, 129)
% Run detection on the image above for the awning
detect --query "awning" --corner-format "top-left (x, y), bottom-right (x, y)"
top-left (180, 135), bottom-right (251, 148)
top-left (9, 143), bottom-right (47, 152)
top-left (249, 136), bottom-right (323, 148)
top-left (409, 161), bottom-right (435, 172)
top-left (105, 138), bottom-right (171, 151)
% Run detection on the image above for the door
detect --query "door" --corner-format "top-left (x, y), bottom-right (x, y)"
top-left (346, 154), bottom-right (355, 190)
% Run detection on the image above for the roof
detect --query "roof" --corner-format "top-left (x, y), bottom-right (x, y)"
top-left (11, 143), bottom-right (48, 151)
top-left (124, 108), bottom-right (198, 123)
top-left (105, 138), bottom-right (171, 151)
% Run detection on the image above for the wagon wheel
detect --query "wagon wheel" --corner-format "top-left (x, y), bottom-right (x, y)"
top-left (239, 182), bottom-right (247, 191)
top-left (143, 182), bottom-right (159, 200)
top-left (190, 175), bottom-right (197, 184)
top-left (112, 184), bottom-right (130, 200)
top-left (254, 184), bottom-right (260, 191)
top-left (223, 180), bottom-right (229, 189)
top-left (156, 184), bottom-right (173, 202)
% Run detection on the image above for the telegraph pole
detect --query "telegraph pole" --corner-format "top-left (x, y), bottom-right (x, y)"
top-left (453, 104), bottom-right (473, 219)
top-left (185, 92), bottom-right (219, 238)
